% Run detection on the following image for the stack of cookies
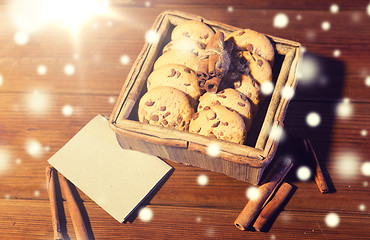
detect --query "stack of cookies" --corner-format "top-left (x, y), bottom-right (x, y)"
top-left (138, 20), bottom-right (275, 145)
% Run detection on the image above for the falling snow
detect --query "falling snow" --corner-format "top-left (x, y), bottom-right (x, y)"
top-left (297, 54), bottom-right (320, 84)
top-left (0, 74), bottom-right (3, 86)
top-left (306, 112), bottom-right (321, 127)
top-left (280, 86), bottom-right (295, 100)
top-left (330, 4), bottom-right (339, 14)
top-left (246, 186), bottom-right (260, 200)
top-left (336, 98), bottom-right (353, 118)
top-left (138, 207), bottom-right (153, 222)
top-left (269, 125), bottom-right (285, 142)
top-left (358, 204), bottom-right (366, 211)
top-left (64, 64), bottom-right (75, 75)
top-left (360, 129), bottom-right (368, 137)
top-left (296, 166), bottom-right (311, 181)
top-left (145, 30), bottom-right (159, 44)
top-left (333, 49), bottom-right (341, 57)
top-left (0, 149), bottom-right (10, 175)
top-left (14, 31), bottom-right (29, 45)
top-left (368, 4), bottom-right (370, 16)
top-left (227, 6), bottom-right (234, 13)
top-left (273, 13), bottom-right (289, 28)
top-left (296, 15), bottom-right (302, 20)
top-left (361, 162), bottom-right (370, 176)
top-left (120, 55), bottom-right (130, 65)
top-left (108, 96), bottom-right (115, 104)
top-left (37, 65), bottom-right (47, 75)
top-left (34, 190), bottom-right (40, 197)
top-left (144, 1), bottom-right (151, 7)
top-left (26, 90), bottom-right (49, 114)
top-left (321, 21), bottom-right (331, 31)
top-left (197, 174), bottom-right (209, 186)
top-left (62, 105), bottom-right (73, 116)
top-left (365, 76), bottom-right (370, 87)
top-left (25, 139), bottom-right (43, 158)
top-left (325, 212), bottom-right (340, 228)
top-left (260, 81), bottom-right (274, 95)
top-left (335, 151), bottom-right (360, 179)
top-left (206, 143), bottom-right (220, 157)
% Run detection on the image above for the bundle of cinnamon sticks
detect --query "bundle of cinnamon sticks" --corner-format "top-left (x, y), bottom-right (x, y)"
top-left (196, 31), bottom-right (233, 94)
top-left (234, 156), bottom-right (294, 231)
top-left (46, 166), bottom-right (90, 240)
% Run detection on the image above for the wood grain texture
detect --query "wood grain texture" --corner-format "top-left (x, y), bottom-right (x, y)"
top-left (0, 1), bottom-right (369, 239)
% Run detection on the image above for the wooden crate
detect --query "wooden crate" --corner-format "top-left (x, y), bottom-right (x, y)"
top-left (109, 10), bottom-right (302, 185)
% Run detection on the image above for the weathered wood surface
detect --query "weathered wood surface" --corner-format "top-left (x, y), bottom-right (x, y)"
top-left (0, 1), bottom-right (369, 239)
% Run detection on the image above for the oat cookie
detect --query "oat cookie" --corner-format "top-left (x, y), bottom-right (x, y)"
top-left (153, 50), bottom-right (199, 71)
top-left (147, 64), bottom-right (203, 105)
top-left (138, 86), bottom-right (195, 131)
top-left (189, 105), bottom-right (246, 144)
top-left (226, 29), bottom-right (275, 65)
top-left (162, 38), bottom-right (206, 56)
top-left (198, 88), bottom-right (253, 130)
top-left (171, 20), bottom-right (215, 44)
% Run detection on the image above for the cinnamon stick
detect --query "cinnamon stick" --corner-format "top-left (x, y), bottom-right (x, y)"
top-left (59, 176), bottom-right (89, 240)
top-left (253, 182), bottom-right (293, 231)
top-left (304, 139), bottom-right (329, 193)
top-left (234, 157), bottom-right (293, 230)
top-left (207, 32), bottom-right (224, 78)
top-left (196, 58), bottom-right (209, 81)
top-left (45, 166), bottom-right (64, 240)
top-left (205, 76), bottom-right (222, 93)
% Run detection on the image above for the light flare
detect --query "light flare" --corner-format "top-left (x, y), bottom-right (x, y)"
top-left (365, 76), bottom-right (370, 87)
top-left (9, 0), bottom-right (111, 34)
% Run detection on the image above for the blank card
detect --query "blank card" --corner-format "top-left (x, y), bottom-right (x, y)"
top-left (48, 115), bottom-right (172, 222)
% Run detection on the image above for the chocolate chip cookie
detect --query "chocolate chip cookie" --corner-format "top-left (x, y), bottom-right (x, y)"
top-left (153, 50), bottom-right (199, 71)
top-left (138, 86), bottom-right (195, 131)
top-left (225, 29), bottom-right (275, 65)
top-left (171, 20), bottom-right (215, 44)
top-left (147, 64), bottom-right (203, 106)
top-left (197, 88), bottom-right (253, 130)
top-left (189, 105), bottom-right (247, 144)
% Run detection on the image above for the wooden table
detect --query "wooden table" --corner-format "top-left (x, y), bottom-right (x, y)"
top-left (1, 0), bottom-right (369, 239)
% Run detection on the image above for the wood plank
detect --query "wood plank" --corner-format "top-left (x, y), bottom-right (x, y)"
top-left (1, 198), bottom-right (370, 239)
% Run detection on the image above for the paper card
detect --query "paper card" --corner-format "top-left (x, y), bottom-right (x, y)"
top-left (48, 115), bottom-right (172, 222)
